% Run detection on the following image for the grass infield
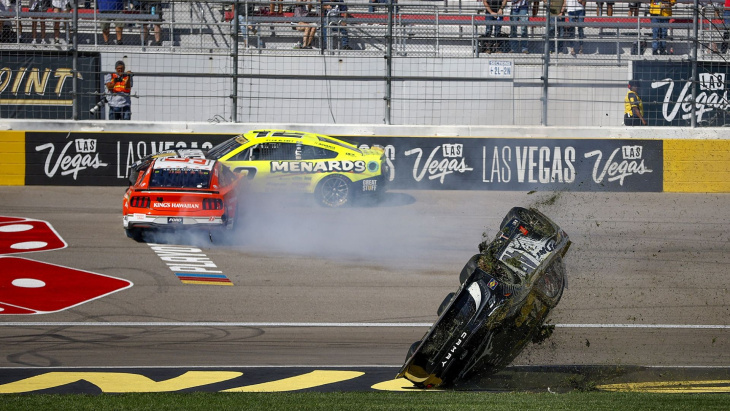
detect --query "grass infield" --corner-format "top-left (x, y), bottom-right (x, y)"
top-left (1, 392), bottom-right (729, 410)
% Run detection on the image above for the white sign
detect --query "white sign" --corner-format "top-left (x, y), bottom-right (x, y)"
top-left (487, 60), bottom-right (513, 78)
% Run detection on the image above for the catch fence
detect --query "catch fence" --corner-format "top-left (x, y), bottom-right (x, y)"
top-left (1, 0), bottom-right (729, 126)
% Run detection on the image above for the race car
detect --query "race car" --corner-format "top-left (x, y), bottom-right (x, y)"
top-left (123, 156), bottom-right (244, 240)
top-left (206, 130), bottom-right (389, 207)
top-left (397, 207), bottom-right (571, 388)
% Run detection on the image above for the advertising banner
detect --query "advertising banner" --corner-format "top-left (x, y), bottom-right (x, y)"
top-left (24, 132), bottom-right (234, 186)
top-left (0, 51), bottom-right (100, 120)
top-left (347, 137), bottom-right (663, 192)
top-left (633, 61), bottom-right (730, 127)
top-left (24, 132), bottom-right (663, 192)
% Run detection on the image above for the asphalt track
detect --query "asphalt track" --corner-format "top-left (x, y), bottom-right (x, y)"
top-left (0, 186), bottom-right (729, 393)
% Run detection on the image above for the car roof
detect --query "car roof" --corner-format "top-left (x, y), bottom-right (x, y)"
top-left (241, 129), bottom-right (360, 151)
top-left (152, 157), bottom-right (217, 171)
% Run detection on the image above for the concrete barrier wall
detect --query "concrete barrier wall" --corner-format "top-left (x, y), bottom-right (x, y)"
top-left (0, 121), bottom-right (728, 192)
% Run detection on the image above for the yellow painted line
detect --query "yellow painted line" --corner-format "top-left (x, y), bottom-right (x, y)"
top-left (0, 131), bottom-right (25, 185)
top-left (664, 140), bottom-right (730, 193)
top-left (0, 99), bottom-right (72, 106)
top-left (222, 370), bottom-right (363, 392)
top-left (179, 280), bottom-right (233, 286)
top-left (0, 371), bottom-right (242, 393)
top-left (598, 380), bottom-right (730, 393)
top-left (371, 377), bottom-right (443, 391)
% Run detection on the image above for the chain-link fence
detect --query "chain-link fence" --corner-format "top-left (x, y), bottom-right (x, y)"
top-left (1, 0), bottom-right (729, 126)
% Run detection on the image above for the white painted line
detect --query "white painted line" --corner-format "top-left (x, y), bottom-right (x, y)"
top-left (0, 322), bottom-right (729, 329)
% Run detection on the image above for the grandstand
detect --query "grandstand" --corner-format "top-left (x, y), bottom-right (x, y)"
top-left (1, 0), bottom-right (728, 126)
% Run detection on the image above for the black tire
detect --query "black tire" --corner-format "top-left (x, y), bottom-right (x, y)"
top-left (437, 292), bottom-right (456, 316)
top-left (534, 256), bottom-right (566, 307)
top-left (459, 255), bottom-right (480, 284)
top-left (405, 340), bottom-right (420, 362)
top-left (125, 228), bottom-right (143, 242)
top-left (315, 175), bottom-right (353, 208)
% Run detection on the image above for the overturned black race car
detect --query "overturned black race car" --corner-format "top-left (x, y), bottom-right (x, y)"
top-left (397, 207), bottom-right (571, 389)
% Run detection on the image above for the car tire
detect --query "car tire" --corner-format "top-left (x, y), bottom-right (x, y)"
top-left (125, 228), bottom-right (143, 242)
top-left (437, 292), bottom-right (456, 316)
top-left (315, 175), bottom-right (353, 208)
top-left (534, 256), bottom-right (566, 307)
top-left (405, 340), bottom-right (420, 362)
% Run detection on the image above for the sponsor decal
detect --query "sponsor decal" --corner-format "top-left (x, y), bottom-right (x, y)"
top-left (500, 237), bottom-right (556, 274)
top-left (584, 145), bottom-right (653, 186)
top-left (440, 332), bottom-right (469, 368)
top-left (270, 160), bottom-right (367, 174)
top-left (154, 203), bottom-right (200, 209)
top-left (487, 279), bottom-right (498, 290)
top-left (362, 179), bottom-right (377, 192)
top-left (35, 135), bottom-right (109, 180)
top-left (167, 217), bottom-right (184, 224)
top-left (405, 144), bottom-right (474, 184)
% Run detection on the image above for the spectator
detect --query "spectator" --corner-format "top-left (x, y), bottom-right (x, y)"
top-left (141, 1), bottom-right (163, 46)
top-left (624, 80), bottom-right (646, 126)
top-left (98, 0), bottom-right (125, 45)
top-left (369, 0), bottom-right (386, 13)
top-left (509, 0), bottom-right (530, 53)
top-left (231, 0), bottom-right (257, 47)
top-left (596, 1), bottom-right (613, 35)
top-left (270, 0), bottom-right (283, 15)
top-left (29, 0), bottom-right (50, 44)
top-left (105, 60), bottom-right (133, 120)
top-left (649, 0), bottom-right (675, 55)
top-left (546, 0), bottom-right (565, 53)
top-left (293, 0), bottom-right (315, 49)
top-left (481, 0), bottom-right (507, 54)
top-left (1, 0), bottom-right (22, 42)
top-left (530, 0), bottom-right (539, 35)
top-left (565, 0), bottom-right (585, 55)
top-left (323, 0), bottom-right (352, 50)
top-left (628, 1), bottom-right (640, 17)
top-left (52, 0), bottom-right (70, 44)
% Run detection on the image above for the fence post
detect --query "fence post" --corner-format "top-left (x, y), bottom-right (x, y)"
top-left (541, 4), bottom-right (552, 126)
top-left (690, 0), bottom-right (698, 128)
top-left (384, 0), bottom-right (394, 125)
top-left (232, 0), bottom-right (240, 123)
top-left (72, 2), bottom-right (79, 121)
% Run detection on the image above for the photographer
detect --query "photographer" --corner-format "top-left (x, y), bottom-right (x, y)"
top-left (104, 60), bottom-right (133, 120)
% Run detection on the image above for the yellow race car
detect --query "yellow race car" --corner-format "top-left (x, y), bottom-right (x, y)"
top-left (206, 130), bottom-right (389, 207)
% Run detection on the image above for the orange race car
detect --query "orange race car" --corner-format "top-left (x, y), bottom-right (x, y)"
top-left (123, 156), bottom-right (244, 241)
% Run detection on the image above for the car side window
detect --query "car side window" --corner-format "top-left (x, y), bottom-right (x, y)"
top-left (250, 143), bottom-right (298, 161)
top-left (229, 147), bottom-right (251, 162)
top-left (219, 165), bottom-right (236, 186)
top-left (300, 144), bottom-right (336, 160)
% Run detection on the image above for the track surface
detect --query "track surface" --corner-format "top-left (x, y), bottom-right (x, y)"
top-left (0, 187), bottom-right (729, 392)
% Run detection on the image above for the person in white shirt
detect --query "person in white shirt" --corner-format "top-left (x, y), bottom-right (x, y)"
top-left (565, 0), bottom-right (586, 55)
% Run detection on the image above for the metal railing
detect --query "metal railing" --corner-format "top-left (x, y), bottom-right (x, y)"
top-left (0, 0), bottom-right (728, 126)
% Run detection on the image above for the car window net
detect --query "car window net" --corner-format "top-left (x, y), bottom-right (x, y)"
top-left (207, 138), bottom-right (241, 160)
top-left (149, 169), bottom-right (212, 189)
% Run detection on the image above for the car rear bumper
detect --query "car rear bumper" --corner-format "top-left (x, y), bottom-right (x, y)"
top-left (123, 213), bottom-right (226, 229)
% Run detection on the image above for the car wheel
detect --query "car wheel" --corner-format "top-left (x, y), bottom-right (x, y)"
top-left (316, 175), bottom-right (352, 208)
top-left (405, 340), bottom-right (420, 362)
top-left (125, 228), bottom-right (143, 242)
top-left (535, 256), bottom-right (566, 307)
top-left (437, 292), bottom-right (456, 316)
